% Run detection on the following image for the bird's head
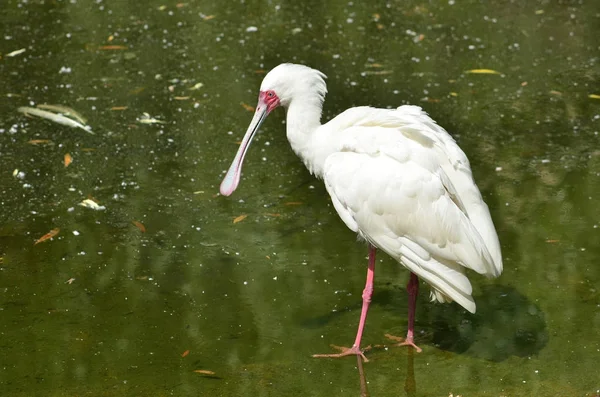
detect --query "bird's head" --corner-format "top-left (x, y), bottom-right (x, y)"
top-left (219, 63), bottom-right (327, 196)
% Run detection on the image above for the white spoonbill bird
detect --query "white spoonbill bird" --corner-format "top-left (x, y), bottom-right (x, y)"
top-left (220, 63), bottom-right (502, 361)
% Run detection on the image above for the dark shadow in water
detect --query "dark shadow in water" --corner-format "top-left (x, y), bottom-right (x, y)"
top-left (422, 284), bottom-right (548, 362)
top-left (303, 285), bottom-right (547, 362)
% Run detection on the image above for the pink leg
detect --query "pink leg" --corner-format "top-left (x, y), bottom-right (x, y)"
top-left (386, 272), bottom-right (422, 352)
top-left (313, 244), bottom-right (377, 362)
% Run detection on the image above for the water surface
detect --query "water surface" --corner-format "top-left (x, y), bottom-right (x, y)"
top-left (1, 1), bottom-right (599, 396)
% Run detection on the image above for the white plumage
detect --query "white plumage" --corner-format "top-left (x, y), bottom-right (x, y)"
top-left (220, 63), bottom-right (502, 358)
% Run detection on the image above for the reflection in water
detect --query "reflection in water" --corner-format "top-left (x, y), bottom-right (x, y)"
top-left (404, 349), bottom-right (416, 397)
top-left (354, 349), bottom-right (416, 397)
top-left (356, 355), bottom-right (369, 397)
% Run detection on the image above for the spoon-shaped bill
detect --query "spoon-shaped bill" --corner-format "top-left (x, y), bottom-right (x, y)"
top-left (220, 105), bottom-right (268, 196)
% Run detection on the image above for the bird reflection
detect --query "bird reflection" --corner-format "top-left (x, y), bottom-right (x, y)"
top-left (404, 349), bottom-right (416, 397)
top-left (356, 355), bottom-right (369, 397)
top-left (354, 349), bottom-right (416, 397)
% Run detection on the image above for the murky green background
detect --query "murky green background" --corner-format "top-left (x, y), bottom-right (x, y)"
top-left (1, 1), bottom-right (599, 396)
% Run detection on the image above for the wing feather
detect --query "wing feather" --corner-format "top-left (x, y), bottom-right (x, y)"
top-left (323, 139), bottom-right (493, 312)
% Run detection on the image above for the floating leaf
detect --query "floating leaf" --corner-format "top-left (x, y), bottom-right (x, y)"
top-left (66, 278), bottom-right (76, 284)
top-left (174, 96), bottom-right (190, 100)
top-left (6, 48), bottom-right (26, 57)
top-left (546, 239), bottom-right (560, 243)
top-left (18, 106), bottom-right (93, 134)
top-left (181, 350), bottom-right (190, 357)
top-left (284, 202), bottom-right (303, 206)
top-left (201, 14), bottom-right (215, 20)
top-left (549, 90), bottom-right (562, 96)
top-left (79, 199), bottom-right (106, 210)
top-left (64, 153), bottom-right (73, 167)
top-left (28, 139), bottom-right (52, 145)
top-left (449, 92), bottom-right (458, 97)
top-left (12, 169), bottom-right (19, 177)
top-left (110, 106), bottom-right (128, 111)
top-left (240, 102), bottom-right (255, 112)
top-left (34, 228), bottom-right (60, 245)
top-left (188, 82), bottom-right (204, 90)
top-left (193, 370), bottom-right (216, 375)
top-left (37, 104), bottom-right (87, 124)
top-left (465, 69), bottom-right (501, 75)
top-left (233, 214), bottom-right (248, 224)
top-left (137, 112), bottom-right (166, 124)
top-left (589, 94), bottom-right (600, 99)
top-left (265, 213), bottom-right (281, 217)
top-left (132, 220), bottom-right (146, 232)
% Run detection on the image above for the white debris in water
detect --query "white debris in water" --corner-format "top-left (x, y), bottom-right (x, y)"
top-left (495, 166), bottom-right (503, 171)
top-left (246, 26), bottom-right (258, 32)
top-left (273, 276), bottom-right (278, 280)
top-left (541, 159), bottom-right (550, 164)
top-left (72, 230), bottom-right (80, 236)
top-left (59, 66), bottom-right (72, 74)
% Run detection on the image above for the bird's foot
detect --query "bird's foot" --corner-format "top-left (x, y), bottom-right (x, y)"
top-left (312, 344), bottom-right (371, 362)
top-left (385, 334), bottom-right (423, 353)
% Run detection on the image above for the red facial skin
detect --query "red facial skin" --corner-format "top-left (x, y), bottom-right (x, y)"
top-left (259, 89), bottom-right (280, 114)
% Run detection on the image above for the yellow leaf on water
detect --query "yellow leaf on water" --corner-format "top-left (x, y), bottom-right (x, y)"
top-left (64, 153), bottom-right (73, 167)
top-left (465, 69), bottom-right (501, 75)
top-left (589, 94), bottom-right (600, 99)
top-left (181, 349), bottom-right (190, 357)
top-left (110, 106), bottom-right (128, 111)
top-left (193, 370), bottom-right (216, 375)
top-left (233, 214), bottom-right (247, 224)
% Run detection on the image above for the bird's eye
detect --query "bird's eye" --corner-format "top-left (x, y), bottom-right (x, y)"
top-left (267, 91), bottom-right (274, 97)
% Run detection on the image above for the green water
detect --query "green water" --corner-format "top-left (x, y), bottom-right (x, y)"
top-left (1, 1), bottom-right (599, 396)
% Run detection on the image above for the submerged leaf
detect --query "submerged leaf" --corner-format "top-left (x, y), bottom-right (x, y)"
top-left (28, 139), bottom-right (52, 145)
top-left (98, 45), bottom-right (127, 50)
top-left (132, 221), bottom-right (146, 232)
top-left (240, 102), bottom-right (255, 112)
top-left (181, 350), bottom-right (190, 357)
top-left (34, 228), bottom-right (60, 245)
top-left (233, 214), bottom-right (248, 224)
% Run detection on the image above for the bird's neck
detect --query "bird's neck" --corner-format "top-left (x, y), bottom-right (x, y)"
top-left (284, 95), bottom-right (330, 178)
